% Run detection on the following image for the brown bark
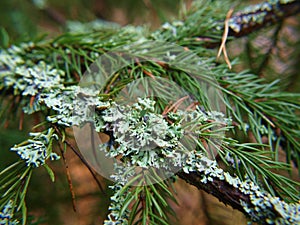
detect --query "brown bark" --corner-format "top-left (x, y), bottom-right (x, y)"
top-left (177, 171), bottom-right (250, 214)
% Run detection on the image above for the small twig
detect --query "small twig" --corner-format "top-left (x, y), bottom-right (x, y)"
top-left (53, 125), bottom-right (106, 196)
top-left (185, 102), bottom-right (199, 111)
top-left (217, 8), bottom-right (234, 69)
top-left (162, 96), bottom-right (190, 116)
top-left (162, 103), bottom-right (172, 116)
top-left (105, 72), bottom-right (120, 93)
top-left (228, 0), bottom-right (300, 38)
top-left (66, 137), bottom-right (106, 195)
top-left (29, 96), bottom-right (35, 108)
top-left (198, 0), bottom-right (300, 49)
top-left (135, 58), bottom-right (156, 79)
top-left (58, 142), bottom-right (77, 212)
top-left (173, 96), bottom-right (190, 112)
top-left (19, 111), bottom-right (24, 131)
top-left (143, 69), bottom-right (156, 79)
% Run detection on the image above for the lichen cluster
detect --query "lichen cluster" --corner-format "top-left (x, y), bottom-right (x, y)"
top-left (0, 200), bottom-right (19, 225)
top-left (183, 152), bottom-right (300, 224)
top-left (100, 98), bottom-right (230, 169)
top-left (104, 166), bottom-right (135, 225)
top-left (10, 128), bottom-right (60, 167)
top-left (40, 86), bottom-right (109, 127)
top-left (101, 98), bottom-right (184, 168)
top-left (99, 98), bottom-right (299, 224)
top-left (228, 0), bottom-right (296, 33)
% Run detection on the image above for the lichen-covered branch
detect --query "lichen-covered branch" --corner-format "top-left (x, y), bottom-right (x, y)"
top-left (178, 155), bottom-right (300, 225)
top-left (152, 0), bottom-right (300, 50)
top-left (177, 171), bottom-right (248, 212)
top-left (228, 0), bottom-right (300, 37)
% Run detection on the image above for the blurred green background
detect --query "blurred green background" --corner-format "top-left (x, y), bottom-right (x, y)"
top-left (0, 0), bottom-right (183, 47)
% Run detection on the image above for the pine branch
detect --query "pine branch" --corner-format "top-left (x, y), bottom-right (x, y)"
top-left (177, 171), bottom-right (247, 212)
top-left (228, 0), bottom-right (300, 38)
top-left (195, 0), bottom-right (300, 48)
top-left (178, 154), bottom-right (300, 224)
top-left (0, 1), bottom-right (299, 224)
top-left (53, 124), bottom-right (106, 195)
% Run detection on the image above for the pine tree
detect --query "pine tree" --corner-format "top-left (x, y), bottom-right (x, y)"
top-left (0, 0), bottom-right (299, 224)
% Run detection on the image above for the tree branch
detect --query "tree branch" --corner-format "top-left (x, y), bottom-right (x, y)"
top-left (200, 0), bottom-right (300, 48)
top-left (52, 125), bottom-right (106, 195)
top-left (228, 0), bottom-right (300, 37)
top-left (177, 168), bottom-right (299, 225)
top-left (177, 171), bottom-right (249, 213)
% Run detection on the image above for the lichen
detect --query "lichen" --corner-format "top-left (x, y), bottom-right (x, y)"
top-left (104, 165), bottom-right (133, 225)
top-left (101, 98), bottom-right (184, 168)
top-left (0, 200), bottom-right (19, 225)
top-left (39, 86), bottom-right (109, 127)
top-left (228, 0), bottom-right (293, 34)
top-left (182, 152), bottom-right (300, 224)
top-left (10, 128), bottom-right (60, 167)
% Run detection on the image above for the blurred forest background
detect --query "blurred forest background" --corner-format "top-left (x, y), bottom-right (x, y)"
top-left (0, 0), bottom-right (299, 224)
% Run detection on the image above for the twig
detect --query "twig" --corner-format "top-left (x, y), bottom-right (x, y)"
top-left (19, 111), bottom-right (24, 130)
top-left (162, 96), bottom-right (189, 116)
top-left (53, 125), bottom-right (106, 196)
top-left (228, 0), bottom-right (300, 37)
top-left (217, 8), bottom-right (234, 69)
top-left (58, 142), bottom-right (77, 212)
top-left (199, 0), bottom-right (300, 49)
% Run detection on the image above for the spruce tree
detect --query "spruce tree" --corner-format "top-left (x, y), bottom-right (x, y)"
top-left (0, 0), bottom-right (299, 224)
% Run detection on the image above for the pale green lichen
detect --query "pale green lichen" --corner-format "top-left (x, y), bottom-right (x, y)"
top-left (13, 62), bottom-right (64, 96)
top-left (182, 152), bottom-right (300, 224)
top-left (228, 0), bottom-right (294, 33)
top-left (1, 59), bottom-right (65, 114)
top-left (0, 200), bottom-right (19, 225)
top-left (104, 182), bottom-right (130, 225)
top-left (104, 165), bottom-right (133, 225)
top-left (101, 98), bottom-right (184, 168)
top-left (39, 86), bottom-right (109, 127)
top-left (0, 43), bottom-right (34, 72)
top-left (10, 128), bottom-right (60, 167)
top-left (106, 146), bottom-right (300, 224)
top-left (100, 98), bottom-right (230, 169)
top-left (0, 51), bottom-right (23, 72)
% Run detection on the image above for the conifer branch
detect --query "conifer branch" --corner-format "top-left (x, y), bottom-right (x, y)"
top-left (177, 155), bottom-right (300, 224)
top-left (197, 0), bottom-right (300, 48)
top-left (53, 125), bottom-right (106, 195)
top-left (177, 171), bottom-right (248, 212)
top-left (228, 0), bottom-right (300, 38)
top-left (0, 1), bottom-right (299, 224)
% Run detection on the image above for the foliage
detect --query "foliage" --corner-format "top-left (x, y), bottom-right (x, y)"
top-left (0, 0), bottom-right (299, 224)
